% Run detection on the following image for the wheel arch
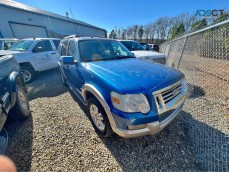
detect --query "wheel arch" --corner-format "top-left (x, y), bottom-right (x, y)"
top-left (8, 71), bottom-right (26, 108)
top-left (82, 84), bottom-right (116, 127)
top-left (19, 62), bottom-right (35, 70)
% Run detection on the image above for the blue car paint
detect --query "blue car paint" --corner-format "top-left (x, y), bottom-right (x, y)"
top-left (61, 57), bottom-right (184, 129)
top-left (0, 55), bottom-right (25, 131)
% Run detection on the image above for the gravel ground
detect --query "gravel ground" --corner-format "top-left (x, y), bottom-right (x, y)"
top-left (5, 68), bottom-right (200, 171)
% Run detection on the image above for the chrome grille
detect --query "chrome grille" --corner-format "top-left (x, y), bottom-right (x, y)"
top-left (153, 80), bottom-right (185, 114)
top-left (161, 83), bottom-right (182, 104)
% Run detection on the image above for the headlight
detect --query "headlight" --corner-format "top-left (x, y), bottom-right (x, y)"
top-left (111, 92), bottom-right (150, 114)
top-left (181, 79), bottom-right (187, 93)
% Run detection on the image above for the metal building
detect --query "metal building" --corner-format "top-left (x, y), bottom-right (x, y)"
top-left (0, 0), bottom-right (107, 39)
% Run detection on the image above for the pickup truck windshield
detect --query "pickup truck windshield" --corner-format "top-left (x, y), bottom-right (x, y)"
top-left (120, 41), bottom-right (145, 51)
top-left (79, 40), bottom-right (134, 62)
top-left (9, 40), bottom-right (34, 51)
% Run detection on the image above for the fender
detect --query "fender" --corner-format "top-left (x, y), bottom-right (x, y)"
top-left (8, 71), bottom-right (26, 108)
top-left (82, 84), bottom-right (116, 128)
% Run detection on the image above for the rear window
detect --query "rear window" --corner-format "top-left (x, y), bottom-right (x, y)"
top-left (120, 41), bottom-right (145, 51)
top-left (61, 41), bottom-right (68, 56)
top-left (53, 40), bottom-right (60, 49)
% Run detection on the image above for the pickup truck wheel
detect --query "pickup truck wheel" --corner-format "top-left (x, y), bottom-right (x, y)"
top-left (88, 97), bottom-right (113, 137)
top-left (21, 66), bottom-right (35, 84)
top-left (9, 85), bottom-right (31, 120)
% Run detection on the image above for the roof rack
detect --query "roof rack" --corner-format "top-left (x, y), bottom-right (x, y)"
top-left (63, 34), bottom-right (78, 39)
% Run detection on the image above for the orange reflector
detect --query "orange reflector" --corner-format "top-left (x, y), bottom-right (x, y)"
top-left (112, 97), bottom-right (121, 104)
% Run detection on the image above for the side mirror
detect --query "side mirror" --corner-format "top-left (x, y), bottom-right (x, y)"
top-left (62, 56), bottom-right (78, 65)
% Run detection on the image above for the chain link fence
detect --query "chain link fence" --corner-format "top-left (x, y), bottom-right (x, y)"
top-left (161, 20), bottom-right (229, 171)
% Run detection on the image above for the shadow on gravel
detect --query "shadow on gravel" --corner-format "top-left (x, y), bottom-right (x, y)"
top-left (26, 68), bottom-right (67, 101)
top-left (187, 83), bottom-right (205, 99)
top-left (99, 111), bottom-right (202, 171)
top-left (69, 89), bottom-right (87, 113)
top-left (5, 115), bottom-right (33, 171)
top-left (68, 89), bottom-right (201, 171)
top-left (100, 110), bottom-right (228, 171)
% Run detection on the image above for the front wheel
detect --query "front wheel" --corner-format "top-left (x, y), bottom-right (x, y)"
top-left (87, 97), bottom-right (114, 137)
top-left (9, 85), bottom-right (31, 120)
top-left (21, 66), bottom-right (35, 84)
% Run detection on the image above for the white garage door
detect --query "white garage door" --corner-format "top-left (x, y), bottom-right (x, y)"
top-left (10, 23), bottom-right (48, 39)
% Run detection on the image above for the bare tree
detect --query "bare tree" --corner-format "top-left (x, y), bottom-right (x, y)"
top-left (121, 29), bottom-right (127, 39)
top-left (170, 13), bottom-right (196, 33)
top-left (138, 25), bottom-right (144, 42)
top-left (117, 29), bottom-right (121, 39)
top-left (154, 17), bottom-right (171, 40)
top-left (109, 12), bottom-right (198, 42)
top-left (133, 25), bottom-right (139, 40)
top-left (126, 27), bottom-right (133, 40)
top-left (144, 24), bottom-right (151, 43)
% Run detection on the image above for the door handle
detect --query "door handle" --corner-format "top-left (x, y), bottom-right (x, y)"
top-left (51, 53), bottom-right (56, 55)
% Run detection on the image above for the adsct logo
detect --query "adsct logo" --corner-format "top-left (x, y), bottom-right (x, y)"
top-left (196, 9), bottom-right (224, 18)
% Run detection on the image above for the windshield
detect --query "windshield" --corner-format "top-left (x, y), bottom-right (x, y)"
top-left (3, 40), bottom-right (18, 50)
top-left (9, 40), bottom-right (34, 51)
top-left (120, 41), bottom-right (145, 51)
top-left (79, 40), bottom-right (134, 62)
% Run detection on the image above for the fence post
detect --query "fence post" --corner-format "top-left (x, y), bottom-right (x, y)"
top-left (177, 36), bottom-right (187, 69)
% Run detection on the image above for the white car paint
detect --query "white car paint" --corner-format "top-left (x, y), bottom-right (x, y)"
top-left (0, 38), bottom-right (60, 71)
top-left (118, 40), bottom-right (166, 64)
top-left (131, 50), bottom-right (165, 59)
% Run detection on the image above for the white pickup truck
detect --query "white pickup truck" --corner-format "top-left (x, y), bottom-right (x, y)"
top-left (0, 38), bottom-right (61, 83)
top-left (119, 40), bottom-right (166, 65)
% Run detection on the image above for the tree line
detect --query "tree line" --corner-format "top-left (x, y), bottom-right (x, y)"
top-left (108, 12), bottom-right (229, 44)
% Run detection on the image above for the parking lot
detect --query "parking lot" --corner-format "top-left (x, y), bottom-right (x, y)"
top-left (4, 69), bottom-right (200, 171)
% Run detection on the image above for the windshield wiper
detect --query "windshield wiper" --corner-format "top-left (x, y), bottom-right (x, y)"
top-left (115, 56), bottom-right (135, 59)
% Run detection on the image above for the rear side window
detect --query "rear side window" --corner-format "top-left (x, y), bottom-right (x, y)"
top-left (33, 40), bottom-right (53, 52)
top-left (61, 41), bottom-right (68, 56)
top-left (68, 41), bottom-right (76, 58)
top-left (53, 40), bottom-right (60, 49)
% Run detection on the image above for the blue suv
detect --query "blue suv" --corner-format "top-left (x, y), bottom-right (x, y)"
top-left (0, 55), bottom-right (30, 151)
top-left (58, 36), bottom-right (187, 138)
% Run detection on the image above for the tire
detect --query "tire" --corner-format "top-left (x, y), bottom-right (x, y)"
top-left (20, 66), bottom-right (35, 84)
top-left (87, 97), bottom-right (114, 137)
top-left (9, 85), bottom-right (31, 120)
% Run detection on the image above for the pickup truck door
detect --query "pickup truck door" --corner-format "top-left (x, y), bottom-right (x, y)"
top-left (32, 40), bottom-right (57, 71)
top-left (49, 40), bottom-right (60, 68)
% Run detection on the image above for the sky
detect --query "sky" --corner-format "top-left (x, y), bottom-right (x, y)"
top-left (15, 0), bottom-right (229, 32)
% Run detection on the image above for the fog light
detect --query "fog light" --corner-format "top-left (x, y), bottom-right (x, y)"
top-left (128, 124), bottom-right (147, 130)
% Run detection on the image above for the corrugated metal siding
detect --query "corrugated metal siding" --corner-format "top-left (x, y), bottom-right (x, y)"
top-left (0, 1), bottom-right (106, 38)
top-left (10, 23), bottom-right (48, 38)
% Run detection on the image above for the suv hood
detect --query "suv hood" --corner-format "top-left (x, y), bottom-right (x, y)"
top-left (0, 50), bottom-right (21, 56)
top-left (86, 58), bottom-right (184, 94)
top-left (132, 50), bottom-right (165, 59)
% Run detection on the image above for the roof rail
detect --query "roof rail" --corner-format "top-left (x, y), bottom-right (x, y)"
top-left (63, 34), bottom-right (78, 39)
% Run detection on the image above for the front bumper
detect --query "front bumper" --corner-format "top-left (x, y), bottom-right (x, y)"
top-left (111, 101), bottom-right (184, 138)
